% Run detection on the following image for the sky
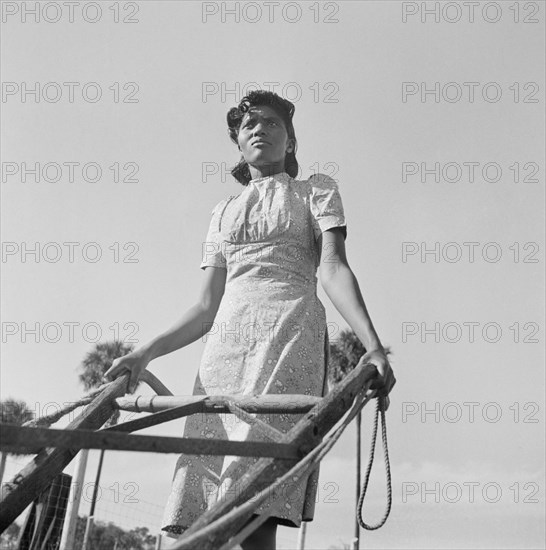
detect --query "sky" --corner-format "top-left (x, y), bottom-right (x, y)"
top-left (1, 1), bottom-right (545, 549)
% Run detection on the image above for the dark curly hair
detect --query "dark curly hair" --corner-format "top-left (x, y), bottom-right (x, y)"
top-left (226, 90), bottom-right (299, 185)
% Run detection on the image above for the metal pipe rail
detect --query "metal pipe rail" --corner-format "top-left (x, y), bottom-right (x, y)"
top-left (115, 393), bottom-right (322, 414)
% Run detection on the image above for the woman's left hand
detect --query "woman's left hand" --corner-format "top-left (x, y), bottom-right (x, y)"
top-left (359, 348), bottom-right (396, 410)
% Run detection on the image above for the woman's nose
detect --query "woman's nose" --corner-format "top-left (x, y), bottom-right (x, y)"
top-left (252, 123), bottom-right (266, 136)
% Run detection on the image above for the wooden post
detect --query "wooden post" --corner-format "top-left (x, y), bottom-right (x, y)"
top-left (81, 449), bottom-right (105, 550)
top-left (296, 521), bottom-right (307, 549)
top-left (0, 424), bottom-right (300, 459)
top-left (81, 516), bottom-right (94, 550)
top-left (0, 453), bottom-right (6, 487)
top-left (59, 449), bottom-right (89, 550)
top-left (0, 373), bottom-right (129, 532)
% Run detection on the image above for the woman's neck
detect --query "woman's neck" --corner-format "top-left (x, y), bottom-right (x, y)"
top-left (248, 163), bottom-right (286, 181)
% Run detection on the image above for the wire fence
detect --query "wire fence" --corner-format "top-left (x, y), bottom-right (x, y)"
top-left (1, 453), bottom-right (163, 549)
top-left (0, 453), bottom-right (301, 550)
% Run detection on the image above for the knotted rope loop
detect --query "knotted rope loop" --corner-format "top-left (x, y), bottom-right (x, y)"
top-left (357, 396), bottom-right (392, 530)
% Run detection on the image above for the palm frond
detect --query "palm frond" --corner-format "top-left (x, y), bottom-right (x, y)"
top-left (79, 340), bottom-right (135, 390)
top-left (328, 329), bottom-right (392, 384)
top-left (1, 398), bottom-right (35, 456)
top-left (0, 398), bottom-right (34, 425)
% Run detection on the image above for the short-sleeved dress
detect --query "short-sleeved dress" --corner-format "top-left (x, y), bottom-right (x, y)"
top-left (161, 170), bottom-right (347, 535)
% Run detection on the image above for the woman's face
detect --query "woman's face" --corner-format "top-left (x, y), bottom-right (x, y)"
top-left (237, 105), bottom-right (293, 174)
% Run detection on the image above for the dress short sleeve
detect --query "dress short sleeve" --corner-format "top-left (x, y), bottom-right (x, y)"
top-left (308, 173), bottom-right (347, 241)
top-left (199, 200), bottom-right (227, 270)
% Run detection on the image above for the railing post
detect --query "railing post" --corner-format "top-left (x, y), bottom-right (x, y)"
top-left (59, 449), bottom-right (89, 550)
top-left (81, 516), bottom-right (94, 550)
top-left (82, 448), bottom-right (105, 550)
top-left (297, 521), bottom-right (307, 549)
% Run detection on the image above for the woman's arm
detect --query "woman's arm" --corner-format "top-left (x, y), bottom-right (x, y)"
top-left (141, 266), bottom-right (227, 361)
top-left (104, 266), bottom-right (227, 388)
top-left (318, 228), bottom-right (395, 396)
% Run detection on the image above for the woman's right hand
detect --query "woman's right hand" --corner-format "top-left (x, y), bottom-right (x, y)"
top-left (103, 349), bottom-right (151, 393)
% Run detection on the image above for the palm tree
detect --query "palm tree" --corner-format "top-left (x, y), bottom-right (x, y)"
top-left (328, 330), bottom-right (391, 550)
top-left (77, 340), bottom-right (134, 550)
top-left (78, 340), bottom-right (135, 392)
top-left (0, 398), bottom-right (34, 485)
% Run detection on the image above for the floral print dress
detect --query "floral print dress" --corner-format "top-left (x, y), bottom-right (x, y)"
top-left (161, 171), bottom-right (347, 535)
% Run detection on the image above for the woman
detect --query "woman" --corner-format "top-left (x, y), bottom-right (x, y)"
top-left (105, 90), bottom-right (395, 549)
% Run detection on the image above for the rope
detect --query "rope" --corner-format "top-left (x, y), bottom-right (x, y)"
top-left (357, 397), bottom-right (392, 531)
top-left (22, 381), bottom-right (118, 428)
top-left (21, 371), bottom-right (171, 429)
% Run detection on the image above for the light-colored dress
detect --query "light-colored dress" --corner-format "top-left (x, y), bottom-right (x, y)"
top-left (161, 171), bottom-right (347, 535)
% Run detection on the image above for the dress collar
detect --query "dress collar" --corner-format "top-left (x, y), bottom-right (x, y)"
top-left (249, 171), bottom-right (292, 186)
